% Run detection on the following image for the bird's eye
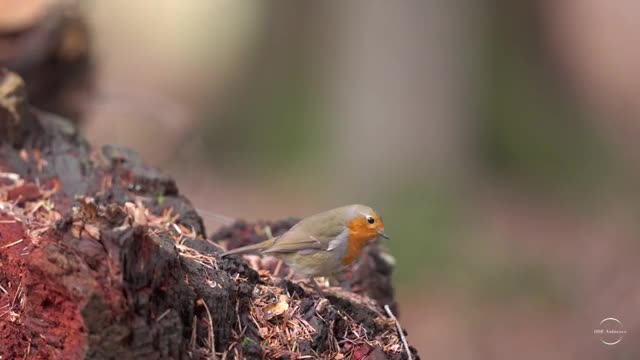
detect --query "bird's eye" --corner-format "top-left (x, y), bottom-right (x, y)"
top-left (367, 216), bottom-right (375, 224)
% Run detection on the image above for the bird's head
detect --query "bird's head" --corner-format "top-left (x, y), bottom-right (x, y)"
top-left (345, 204), bottom-right (389, 243)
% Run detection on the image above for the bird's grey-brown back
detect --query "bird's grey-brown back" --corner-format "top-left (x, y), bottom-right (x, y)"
top-left (291, 205), bottom-right (355, 240)
top-left (262, 205), bottom-right (352, 255)
top-left (273, 205), bottom-right (356, 276)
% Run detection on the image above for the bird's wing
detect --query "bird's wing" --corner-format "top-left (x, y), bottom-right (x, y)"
top-left (261, 227), bottom-right (328, 254)
top-left (262, 207), bottom-right (348, 254)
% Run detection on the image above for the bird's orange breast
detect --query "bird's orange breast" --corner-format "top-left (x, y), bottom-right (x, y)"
top-left (342, 217), bottom-right (377, 266)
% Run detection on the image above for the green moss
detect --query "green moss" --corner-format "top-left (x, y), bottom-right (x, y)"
top-left (241, 337), bottom-right (257, 347)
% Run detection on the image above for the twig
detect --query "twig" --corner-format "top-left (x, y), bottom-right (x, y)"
top-left (156, 309), bottom-right (171, 322)
top-left (195, 208), bottom-right (235, 225)
top-left (12, 282), bottom-right (23, 307)
top-left (190, 315), bottom-right (197, 351)
top-left (384, 304), bottom-right (412, 360)
top-left (206, 239), bottom-right (227, 252)
top-left (0, 283), bottom-right (8, 295)
top-left (199, 299), bottom-right (217, 360)
top-left (23, 340), bottom-right (31, 360)
top-left (0, 172), bottom-right (20, 181)
top-left (2, 238), bottom-right (23, 249)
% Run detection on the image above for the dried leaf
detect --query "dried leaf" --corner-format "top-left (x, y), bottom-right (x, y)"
top-left (258, 270), bottom-right (271, 277)
top-left (264, 295), bottom-right (289, 320)
top-left (124, 202), bottom-right (148, 226)
top-left (71, 222), bottom-right (82, 238)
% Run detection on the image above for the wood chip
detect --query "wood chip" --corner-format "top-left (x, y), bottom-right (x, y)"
top-left (83, 224), bottom-right (101, 240)
top-left (315, 298), bottom-right (329, 313)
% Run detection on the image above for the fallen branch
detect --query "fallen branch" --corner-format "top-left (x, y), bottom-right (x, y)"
top-left (385, 304), bottom-right (413, 360)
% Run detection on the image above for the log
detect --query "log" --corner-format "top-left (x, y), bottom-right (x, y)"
top-left (0, 69), bottom-right (418, 359)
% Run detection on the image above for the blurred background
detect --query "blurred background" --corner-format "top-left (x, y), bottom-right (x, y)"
top-left (3, 0), bottom-right (639, 358)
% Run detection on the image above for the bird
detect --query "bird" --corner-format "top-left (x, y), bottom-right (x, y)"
top-left (221, 204), bottom-right (389, 295)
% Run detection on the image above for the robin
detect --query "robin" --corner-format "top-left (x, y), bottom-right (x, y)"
top-left (221, 204), bottom-right (389, 295)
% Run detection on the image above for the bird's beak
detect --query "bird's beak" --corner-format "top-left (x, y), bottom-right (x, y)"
top-left (377, 230), bottom-right (390, 240)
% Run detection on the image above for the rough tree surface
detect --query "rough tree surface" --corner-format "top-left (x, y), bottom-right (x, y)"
top-left (0, 69), bottom-right (418, 359)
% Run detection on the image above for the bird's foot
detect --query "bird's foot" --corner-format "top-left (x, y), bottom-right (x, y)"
top-left (339, 278), bottom-right (353, 292)
top-left (306, 276), bottom-right (326, 298)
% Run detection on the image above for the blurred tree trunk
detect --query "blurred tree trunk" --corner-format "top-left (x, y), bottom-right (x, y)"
top-left (0, 0), bottom-right (93, 124)
top-left (541, 0), bottom-right (640, 180)
top-left (323, 0), bottom-right (472, 198)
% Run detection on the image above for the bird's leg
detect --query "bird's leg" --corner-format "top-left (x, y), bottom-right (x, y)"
top-left (307, 276), bottom-right (326, 298)
top-left (273, 259), bottom-right (283, 277)
top-left (284, 269), bottom-right (295, 281)
top-left (329, 272), bottom-right (353, 292)
top-left (339, 277), bottom-right (353, 292)
top-left (263, 226), bottom-right (285, 278)
top-left (263, 226), bottom-right (273, 239)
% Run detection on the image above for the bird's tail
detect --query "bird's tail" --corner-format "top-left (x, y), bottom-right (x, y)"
top-left (221, 238), bottom-right (276, 257)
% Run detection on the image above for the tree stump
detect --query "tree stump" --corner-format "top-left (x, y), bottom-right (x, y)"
top-left (0, 69), bottom-right (418, 359)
